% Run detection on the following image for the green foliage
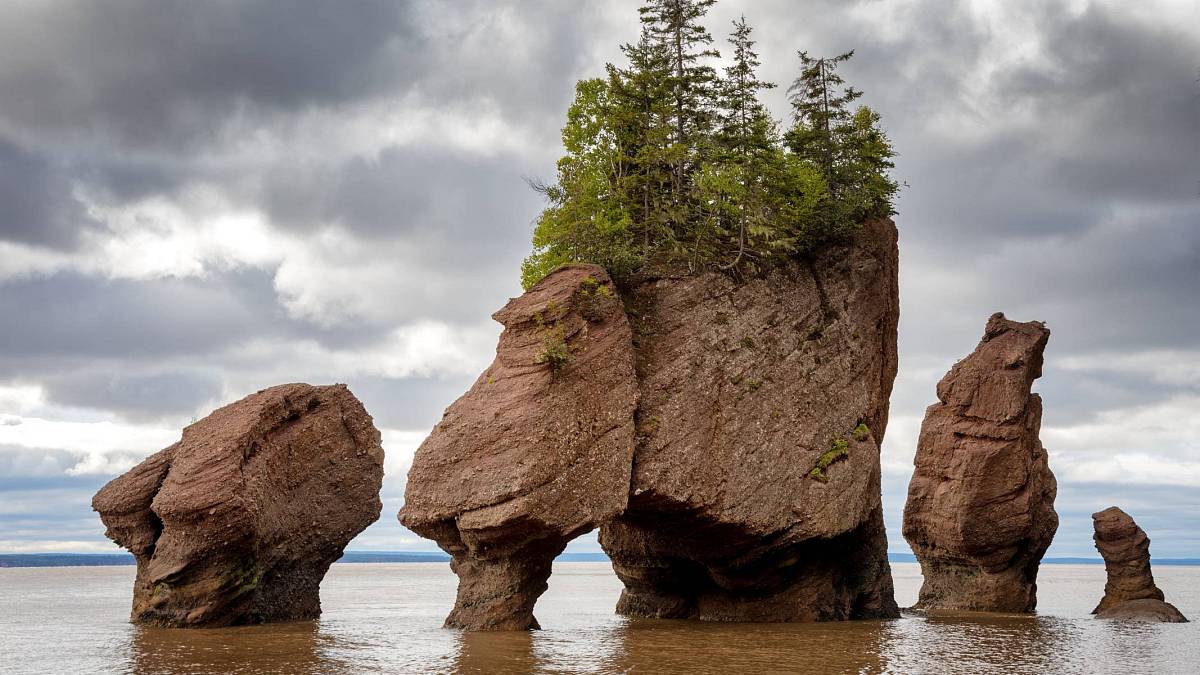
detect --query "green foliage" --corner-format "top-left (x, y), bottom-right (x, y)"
top-left (808, 437), bottom-right (850, 483)
top-left (852, 422), bottom-right (870, 439)
top-left (533, 314), bottom-right (573, 374)
top-left (522, 2), bottom-right (898, 288)
top-left (574, 275), bottom-right (614, 322)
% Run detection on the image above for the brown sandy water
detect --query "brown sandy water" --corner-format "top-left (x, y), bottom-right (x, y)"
top-left (1, 562), bottom-right (1196, 674)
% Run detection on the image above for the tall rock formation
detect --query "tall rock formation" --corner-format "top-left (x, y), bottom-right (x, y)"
top-left (402, 219), bottom-right (902, 629)
top-left (600, 217), bottom-right (900, 621)
top-left (902, 313), bottom-right (1058, 613)
top-left (399, 265), bottom-right (638, 630)
top-left (1092, 507), bottom-right (1188, 622)
top-left (93, 383), bottom-right (384, 627)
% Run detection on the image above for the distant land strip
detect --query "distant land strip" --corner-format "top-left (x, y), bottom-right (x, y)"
top-left (3, 552), bottom-right (1199, 568)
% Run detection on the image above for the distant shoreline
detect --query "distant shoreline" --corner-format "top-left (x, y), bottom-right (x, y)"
top-left (4, 552), bottom-right (1200, 569)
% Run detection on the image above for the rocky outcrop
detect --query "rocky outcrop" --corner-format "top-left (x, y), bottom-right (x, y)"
top-left (93, 383), bottom-right (384, 627)
top-left (599, 217), bottom-right (901, 621)
top-left (1092, 507), bottom-right (1187, 622)
top-left (399, 265), bottom-right (637, 630)
top-left (902, 313), bottom-right (1058, 613)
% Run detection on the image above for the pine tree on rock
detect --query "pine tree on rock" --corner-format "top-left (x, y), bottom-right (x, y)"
top-left (637, 0), bottom-right (721, 233)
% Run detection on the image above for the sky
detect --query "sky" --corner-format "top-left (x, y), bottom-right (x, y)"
top-left (0, 0), bottom-right (1197, 560)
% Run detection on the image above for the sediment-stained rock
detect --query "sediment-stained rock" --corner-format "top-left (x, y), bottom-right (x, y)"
top-left (902, 313), bottom-right (1058, 613)
top-left (93, 383), bottom-right (384, 627)
top-left (599, 217), bottom-right (901, 621)
top-left (399, 265), bottom-right (637, 630)
top-left (1092, 507), bottom-right (1188, 622)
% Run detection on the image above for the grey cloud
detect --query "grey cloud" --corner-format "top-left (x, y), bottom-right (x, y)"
top-left (0, 0), bottom-right (1197, 558)
top-left (347, 374), bottom-right (475, 430)
top-left (0, 270), bottom-right (286, 360)
top-left (0, 0), bottom-right (425, 152)
top-left (39, 371), bottom-right (224, 423)
top-left (0, 140), bottom-right (99, 248)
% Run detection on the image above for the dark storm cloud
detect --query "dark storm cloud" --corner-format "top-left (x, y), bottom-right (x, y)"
top-left (0, 0), bottom-right (1197, 556)
top-left (262, 145), bottom-right (544, 243)
top-left (0, 0), bottom-right (425, 151)
top-left (0, 140), bottom-right (98, 248)
top-left (38, 371), bottom-right (224, 422)
top-left (0, 271), bottom-right (285, 360)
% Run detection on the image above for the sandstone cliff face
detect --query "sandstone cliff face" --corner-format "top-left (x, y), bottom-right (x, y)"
top-left (902, 313), bottom-right (1058, 613)
top-left (600, 217), bottom-right (900, 621)
top-left (93, 383), bottom-right (384, 627)
top-left (1092, 507), bottom-right (1188, 622)
top-left (399, 265), bottom-right (637, 630)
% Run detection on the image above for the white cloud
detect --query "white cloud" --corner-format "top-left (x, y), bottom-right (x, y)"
top-left (0, 384), bottom-right (45, 415)
top-left (0, 415), bottom-right (178, 476)
top-left (1044, 395), bottom-right (1200, 486)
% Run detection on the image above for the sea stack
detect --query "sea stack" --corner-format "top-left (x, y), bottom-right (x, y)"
top-left (902, 313), bottom-right (1058, 613)
top-left (93, 383), bottom-right (384, 627)
top-left (600, 216), bottom-right (901, 622)
top-left (399, 265), bottom-right (637, 630)
top-left (402, 219), bottom-right (902, 629)
top-left (1092, 507), bottom-right (1188, 622)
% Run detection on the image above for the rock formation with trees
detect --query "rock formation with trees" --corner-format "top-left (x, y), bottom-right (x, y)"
top-left (401, 0), bottom-right (905, 631)
top-left (399, 266), bottom-right (638, 630)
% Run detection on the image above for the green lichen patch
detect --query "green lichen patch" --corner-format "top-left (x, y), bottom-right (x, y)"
top-left (852, 422), bottom-right (870, 440)
top-left (808, 438), bottom-right (850, 483)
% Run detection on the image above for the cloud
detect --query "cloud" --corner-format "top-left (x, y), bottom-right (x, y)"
top-left (0, 0), bottom-right (1198, 558)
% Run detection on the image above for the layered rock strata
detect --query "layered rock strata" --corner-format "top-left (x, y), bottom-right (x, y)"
top-left (600, 217), bottom-right (901, 621)
top-left (1092, 507), bottom-right (1187, 622)
top-left (399, 265), bottom-right (637, 630)
top-left (902, 313), bottom-right (1058, 612)
top-left (93, 383), bottom-right (384, 627)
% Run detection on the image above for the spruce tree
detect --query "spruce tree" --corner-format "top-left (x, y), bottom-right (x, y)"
top-left (711, 16), bottom-right (779, 268)
top-left (786, 50), bottom-right (860, 197)
top-left (637, 0), bottom-right (721, 233)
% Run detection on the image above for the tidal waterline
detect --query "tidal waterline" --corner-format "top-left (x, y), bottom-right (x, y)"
top-left (1, 562), bottom-right (1195, 674)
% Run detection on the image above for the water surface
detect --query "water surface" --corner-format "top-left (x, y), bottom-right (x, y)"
top-left (1, 562), bottom-right (1196, 673)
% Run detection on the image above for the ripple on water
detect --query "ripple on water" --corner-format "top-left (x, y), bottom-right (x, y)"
top-left (0, 562), bottom-right (1196, 674)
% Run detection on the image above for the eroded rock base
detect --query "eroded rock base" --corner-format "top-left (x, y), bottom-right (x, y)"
top-left (604, 508), bottom-right (898, 622)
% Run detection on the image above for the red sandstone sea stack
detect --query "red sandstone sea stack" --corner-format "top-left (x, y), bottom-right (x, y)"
top-left (93, 383), bottom-right (384, 627)
top-left (1092, 506), bottom-right (1188, 622)
top-left (902, 313), bottom-right (1059, 613)
top-left (399, 265), bottom-right (638, 630)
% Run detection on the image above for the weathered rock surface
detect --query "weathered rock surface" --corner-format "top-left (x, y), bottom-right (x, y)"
top-left (399, 265), bottom-right (637, 630)
top-left (600, 217), bottom-right (901, 621)
top-left (1092, 507), bottom-right (1188, 622)
top-left (902, 313), bottom-right (1058, 613)
top-left (93, 383), bottom-right (384, 627)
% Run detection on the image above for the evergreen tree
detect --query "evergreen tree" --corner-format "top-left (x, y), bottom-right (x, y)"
top-left (785, 49), bottom-right (897, 242)
top-left (608, 29), bottom-right (676, 256)
top-left (521, 2), bottom-right (899, 289)
top-left (710, 16), bottom-right (779, 268)
top-left (786, 50), bottom-right (860, 197)
top-left (637, 0), bottom-right (721, 232)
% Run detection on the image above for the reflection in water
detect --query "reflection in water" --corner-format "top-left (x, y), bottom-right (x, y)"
top-left (596, 618), bottom-right (890, 674)
top-left (454, 630), bottom-right (538, 674)
top-left (124, 621), bottom-right (346, 675)
top-left (883, 612), bottom-right (1085, 674)
top-left (2, 563), bottom-right (1198, 674)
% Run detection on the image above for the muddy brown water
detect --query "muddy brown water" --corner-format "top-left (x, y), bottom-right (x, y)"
top-left (1, 562), bottom-right (1196, 673)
